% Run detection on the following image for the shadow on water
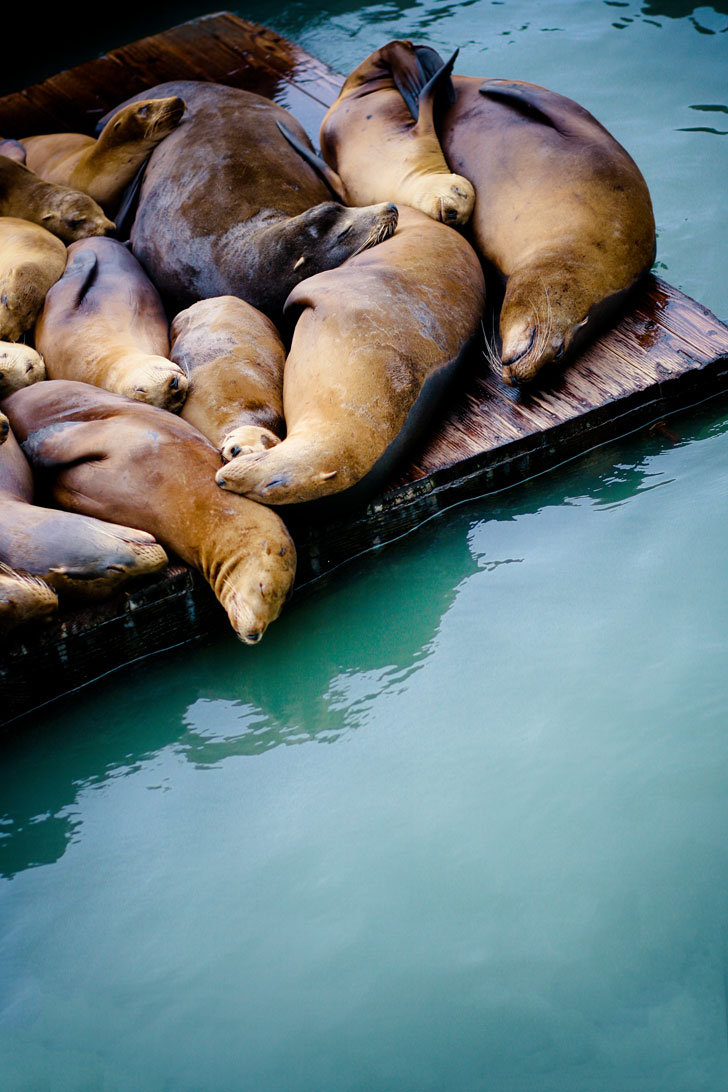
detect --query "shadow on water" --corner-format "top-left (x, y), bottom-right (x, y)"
top-left (3, 390), bottom-right (728, 878)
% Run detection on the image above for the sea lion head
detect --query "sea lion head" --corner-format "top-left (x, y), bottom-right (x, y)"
top-left (499, 258), bottom-right (600, 386)
top-left (0, 564), bottom-right (58, 635)
top-left (108, 95), bottom-right (186, 143)
top-left (112, 354), bottom-right (189, 412)
top-left (281, 200), bottom-right (399, 284)
top-left (40, 188), bottom-right (115, 243)
top-left (408, 171), bottom-right (475, 227)
top-left (0, 343), bottom-right (46, 397)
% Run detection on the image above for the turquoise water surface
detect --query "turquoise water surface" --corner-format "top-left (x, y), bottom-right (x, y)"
top-left (2, 3), bottom-right (728, 1090)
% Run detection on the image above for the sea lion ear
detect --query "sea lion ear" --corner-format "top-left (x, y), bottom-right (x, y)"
top-left (385, 42), bottom-right (456, 121)
top-left (276, 121), bottom-right (348, 203)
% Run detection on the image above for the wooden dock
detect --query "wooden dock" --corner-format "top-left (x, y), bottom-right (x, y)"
top-left (2, 12), bottom-right (728, 726)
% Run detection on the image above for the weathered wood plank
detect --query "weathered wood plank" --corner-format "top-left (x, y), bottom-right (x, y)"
top-left (1, 13), bottom-right (727, 727)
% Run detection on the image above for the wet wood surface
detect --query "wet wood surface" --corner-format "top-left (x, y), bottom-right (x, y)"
top-left (2, 13), bottom-right (728, 726)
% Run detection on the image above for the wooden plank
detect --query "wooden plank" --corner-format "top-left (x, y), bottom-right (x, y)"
top-left (1, 13), bottom-right (727, 726)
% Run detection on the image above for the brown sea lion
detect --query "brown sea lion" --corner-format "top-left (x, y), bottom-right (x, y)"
top-left (98, 81), bottom-right (399, 314)
top-left (216, 205), bottom-right (485, 508)
top-left (0, 563), bottom-right (57, 637)
top-left (0, 342), bottom-right (46, 396)
top-left (4, 380), bottom-right (297, 643)
top-left (170, 296), bottom-right (286, 460)
top-left (35, 236), bottom-right (188, 411)
top-left (0, 217), bottom-right (67, 342)
top-left (0, 411), bottom-right (8, 444)
top-left (317, 41), bottom-right (474, 225)
top-left (0, 421), bottom-right (168, 602)
top-left (440, 75), bottom-right (656, 384)
top-left (21, 96), bottom-right (185, 216)
top-left (0, 154), bottom-right (114, 242)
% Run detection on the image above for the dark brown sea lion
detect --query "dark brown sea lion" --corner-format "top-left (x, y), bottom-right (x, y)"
top-left (170, 296), bottom-right (286, 460)
top-left (4, 380), bottom-right (297, 643)
top-left (317, 41), bottom-right (474, 225)
top-left (440, 75), bottom-right (656, 384)
top-left (0, 154), bottom-right (114, 242)
top-left (35, 236), bottom-right (188, 411)
top-left (216, 205), bottom-right (486, 508)
top-left (0, 563), bottom-right (57, 637)
top-left (0, 217), bottom-right (67, 341)
top-left (98, 80), bottom-right (399, 315)
top-left (0, 421), bottom-right (168, 603)
top-left (21, 96), bottom-right (185, 216)
top-left (0, 342), bottom-right (45, 396)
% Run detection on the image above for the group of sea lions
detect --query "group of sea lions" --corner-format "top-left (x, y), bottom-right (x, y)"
top-left (0, 39), bottom-right (656, 642)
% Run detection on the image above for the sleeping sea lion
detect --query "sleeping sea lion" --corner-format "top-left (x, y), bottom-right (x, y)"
top-left (216, 205), bottom-right (485, 508)
top-left (316, 40), bottom-right (474, 225)
top-left (4, 380), bottom-right (297, 643)
top-left (0, 563), bottom-right (57, 637)
top-left (35, 236), bottom-right (188, 411)
top-left (0, 342), bottom-right (46, 396)
top-left (440, 75), bottom-right (656, 384)
top-left (0, 217), bottom-right (67, 341)
top-left (98, 81), bottom-right (399, 315)
top-left (0, 421), bottom-right (168, 602)
top-left (170, 296), bottom-right (286, 460)
top-left (0, 154), bottom-right (114, 242)
top-left (21, 96), bottom-right (185, 216)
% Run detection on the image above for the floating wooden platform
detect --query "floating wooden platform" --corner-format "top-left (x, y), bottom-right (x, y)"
top-left (2, 12), bottom-right (728, 727)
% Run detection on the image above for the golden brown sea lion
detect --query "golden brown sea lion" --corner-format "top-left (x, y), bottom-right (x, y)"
top-left (0, 154), bottom-right (114, 242)
top-left (0, 342), bottom-right (45, 396)
top-left (170, 296), bottom-right (286, 460)
top-left (0, 217), bottom-right (67, 341)
top-left (0, 563), bottom-right (57, 637)
top-left (0, 421), bottom-right (168, 603)
top-left (21, 96), bottom-right (185, 216)
top-left (4, 380), bottom-right (297, 643)
top-left (35, 236), bottom-right (188, 411)
top-left (317, 41), bottom-right (474, 225)
top-left (98, 81), bottom-right (399, 314)
top-left (440, 75), bottom-right (656, 384)
top-left (216, 205), bottom-right (485, 508)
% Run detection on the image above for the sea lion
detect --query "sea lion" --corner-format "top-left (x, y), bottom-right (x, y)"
top-left (170, 296), bottom-right (286, 460)
top-left (0, 217), bottom-right (67, 341)
top-left (0, 563), bottom-right (57, 637)
top-left (0, 421), bottom-right (168, 602)
top-left (316, 40), bottom-right (474, 226)
top-left (4, 380), bottom-right (297, 643)
top-left (216, 205), bottom-right (485, 507)
top-left (0, 342), bottom-right (46, 396)
top-left (21, 96), bottom-right (185, 216)
top-left (0, 139), bottom-right (26, 164)
top-left (98, 80), bottom-right (399, 314)
top-left (0, 412), bottom-right (8, 444)
top-left (0, 154), bottom-right (114, 242)
top-left (35, 236), bottom-right (188, 411)
top-left (439, 75), bottom-right (656, 384)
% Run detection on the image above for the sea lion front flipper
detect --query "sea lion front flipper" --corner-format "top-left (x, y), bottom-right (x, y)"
top-left (112, 162), bottom-right (146, 238)
top-left (383, 42), bottom-right (452, 122)
top-left (478, 80), bottom-right (566, 133)
top-left (20, 419), bottom-right (108, 472)
top-left (60, 249), bottom-right (99, 307)
top-left (413, 48), bottom-right (459, 138)
top-left (276, 122), bottom-right (347, 203)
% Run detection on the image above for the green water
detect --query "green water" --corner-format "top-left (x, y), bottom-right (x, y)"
top-left (2, 2), bottom-right (728, 1089)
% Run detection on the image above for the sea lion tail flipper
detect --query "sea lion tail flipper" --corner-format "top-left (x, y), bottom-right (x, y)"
top-left (276, 121), bottom-right (347, 203)
top-left (413, 48), bottom-right (459, 136)
top-left (62, 249), bottom-right (99, 306)
top-left (478, 81), bottom-right (565, 133)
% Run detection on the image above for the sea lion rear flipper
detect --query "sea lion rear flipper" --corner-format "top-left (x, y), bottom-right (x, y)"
top-left (478, 80), bottom-right (566, 133)
top-left (276, 121), bottom-right (347, 203)
top-left (20, 419), bottom-right (108, 472)
top-left (413, 48), bottom-right (459, 137)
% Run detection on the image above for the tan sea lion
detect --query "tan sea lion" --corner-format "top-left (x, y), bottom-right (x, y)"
top-left (440, 75), bottom-right (656, 384)
top-left (35, 236), bottom-right (188, 411)
top-left (98, 81), bottom-right (399, 314)
top-left (0, 139), bottom-right (26, 164)
top-left (0, 421), bottom-right (168, 602)
top-left (0, 217), bottom-right (67, 341)
top-left (316, 41), bottom-right (474, 225)
top-left (0, 411), bottom-right (8, 444)
top-left (21, 96), bottom-right (186, 216)
top-left (216, 205), bottom-right (485, 508)
top-left (0, 342), bottom-right (46, 396)
top-left (0, 154), bottom-right (114, 242)
top-left (4, 380), bottom-right (297, 643)
top-left (0, 563), bottom-right (58, 637)
top-left (170, 296), bottom-right (286, 461)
